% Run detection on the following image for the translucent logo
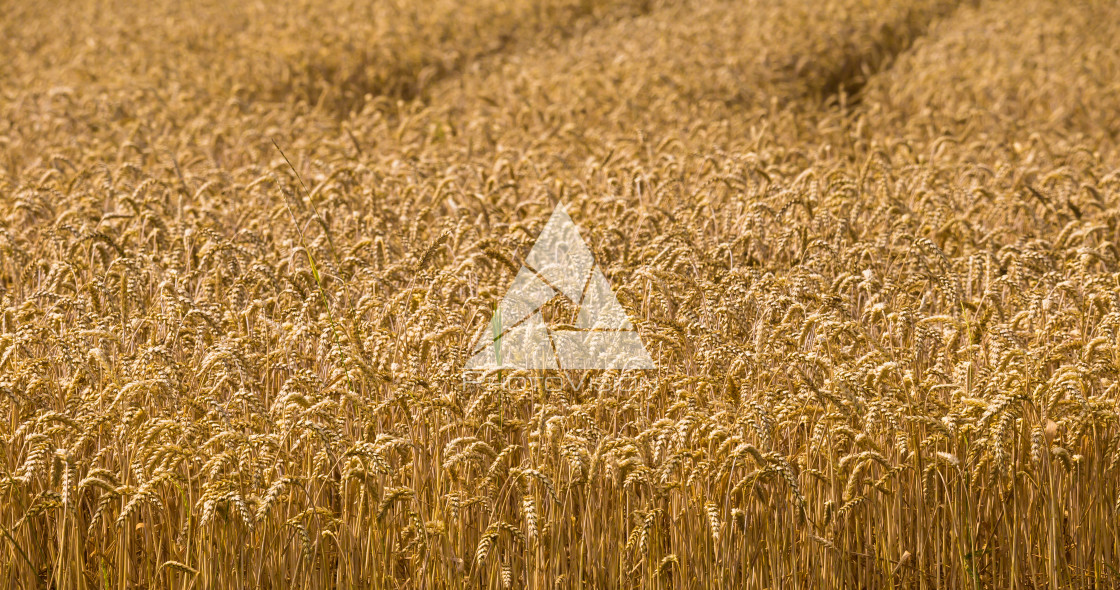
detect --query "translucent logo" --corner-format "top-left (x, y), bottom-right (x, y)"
top-left (465, 204), bottom-right (655, 372)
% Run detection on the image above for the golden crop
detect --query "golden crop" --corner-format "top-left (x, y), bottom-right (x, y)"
top-left (1, 0), bottom-right (1119, 588)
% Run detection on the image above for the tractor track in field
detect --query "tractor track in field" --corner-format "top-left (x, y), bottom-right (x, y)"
top-left (295, 0), bottom-right (663, 118)
top-left (812, 0), bottom-right (975, 107)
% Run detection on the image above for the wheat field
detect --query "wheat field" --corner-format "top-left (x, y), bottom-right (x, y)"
top-left (2, 0), bottom-right (1120, 588)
